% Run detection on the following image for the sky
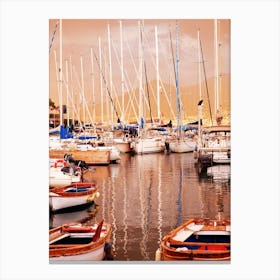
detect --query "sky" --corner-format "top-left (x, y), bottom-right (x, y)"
top-left (49, 19), bottom-right (230, 123)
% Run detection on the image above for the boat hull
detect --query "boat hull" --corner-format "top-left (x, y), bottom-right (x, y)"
top-left (169, 141), bottom-right (196, 153)
top-left (132, 138), bottom-right (165, 154)
top-left (159, 219), bottom-right (230, 261)
top-left (49, 222), bottom-right (111, 261)
top-left (113, 140), bottom-right (132, 153)
top-left (49, 149), bottom-right (110, 165)
top-left (207, 165), bottom-right (231, 180)
top-left (49, 168), bottom-right (81, 187)
top-left (50, 243), bottom-right (105, 261)
top-left (49, 183), bottom-right (99, 212)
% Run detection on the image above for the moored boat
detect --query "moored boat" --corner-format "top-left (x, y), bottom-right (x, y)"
top-left (157, 218), bottom-right (230, 261)
top-left (113, 138), bottom-right (132, 153)
top-left (207, 165), bottom-right (231, 180)
top-left (49, 220), bottom-right (111, 261)
top-left (49, 182), bottom-right (100, 212)
top-left (169, 139), bottom-right (196, 153)
top-left (131, 137), bottom-right (165, 154)
top-left (49, 167), bottom-right (81, 187)
top-left (49, 149), bottom-right (110, 165)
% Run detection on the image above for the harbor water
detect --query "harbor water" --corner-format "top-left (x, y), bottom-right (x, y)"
top-left (49, 152), bottom-right (230, 261)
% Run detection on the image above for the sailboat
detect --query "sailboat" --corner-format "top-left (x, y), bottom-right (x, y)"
top-left (196, 20), bottom-right (231, 170)
top-left (131, 21), bottom-right (165, 154)
top-left (169, 22), bottom-right (196, 153)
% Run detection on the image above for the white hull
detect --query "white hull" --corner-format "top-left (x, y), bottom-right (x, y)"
top-left (213, 152), bottom-right (230, 164)
top-left (50, 244), bottom-right (105, 261)
top-left (97, 146), bottom-right (121, 161)
top-left (169, 141), bottom-right (196, 153)
top-left (113, 139), bottom-right (132, 153)
top-left (49, 222), bottom-right (111, 261)
top-left (207, 165), bottom-right (231, 180)
top-left (50, 210), bottom-right (90, 228)
top-left (49, 193), bottom-right (95, 211)
top-left (132, 138), bottom-right (165, 154)
top-left (49, 168), bottom-right (81, 187)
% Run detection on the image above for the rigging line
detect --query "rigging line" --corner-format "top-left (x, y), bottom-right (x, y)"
top-left (199, 37), bottom-right (213, 126)
top-left (49, 21), bottom-right (59, 53)
top-left (169, 27), bottom-right (176, 85)
top-left (111, 40), bottom-right (138, 120)
top-left (143, 61), bottom-right (153, 124)
top-left (140, 26), bottom-right (153, 124)
top-left (141, 30), bottom-right (176, 121)
top-left (92, 50), bottom-right (120, 121)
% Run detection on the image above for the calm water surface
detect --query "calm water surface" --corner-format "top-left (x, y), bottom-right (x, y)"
top-left (49, 152), bottom-right (230, 261)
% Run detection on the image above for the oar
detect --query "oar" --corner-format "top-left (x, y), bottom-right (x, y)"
top-left (92, 219), bottom-right (104, 242)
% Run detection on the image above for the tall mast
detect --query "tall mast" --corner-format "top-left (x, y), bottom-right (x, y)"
top-left (107, 23), bottom-right (113, 124)
top-left (197, 29), bottom-right (202, 145)
top-left (65, 59), bottom-right (70, 126)
top-left (98, 37), bottom-right (103, 124)
top-left (138, 21), bottom-right (143, 130)
top-left (80, 56), bottom-right (86, 125)
top-left (175, 21), bottom-right (181, 138)
top-left (90, 48), bottom-right (96, 124)
top-left (214, 19), bottom-right (219, 115)
top-left (59, 19), bottom-right (63, 127)
top-left (155, 26), bottom-right (160, 123)
top-left (197, 29), bottom-right (202, 101)
top-left (120, 20), bottom-right (125, 123)
top-left (69, 56), bottom-right (75, 124)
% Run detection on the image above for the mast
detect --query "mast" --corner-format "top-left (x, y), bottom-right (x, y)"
top-left (155, 26), bottom-right (160, 123)
top-left (197, 29), bottom-right (202, 145)
top-left (197, 29), bottom-right (202, 101)
top-left (120, 20), bottom-right (125, 123)
top-left (214, 19), bottom-right (223, 125)
top-left (175, 21), bottom-right (181, 138)
top-left (104, 46), bottom-right (109, 124)
top-left (80, 56), bottom-right (86, 126)
top-left (69, 56), bottom-right (75, 125)
top-left (65, 59), bottom-right (70, 127)
top-left (59, 19), bottom-right (63, 127)
top-left (98, 37), bottom-right (103, 124)
top-left (90, 48), bottom-right (96, 124)
top-left (107, 24), bottom-right (113, 124)
top-left (214, 19), bottom-right (219, 115)
top-left (138, 21), bottom-right (143, 132)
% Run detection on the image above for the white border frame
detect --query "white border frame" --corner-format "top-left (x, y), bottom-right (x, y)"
top-left (0, 1), bottom-right (279, 279)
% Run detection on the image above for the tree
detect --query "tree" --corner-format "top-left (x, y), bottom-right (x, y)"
top-left (49, 98), bottom-right (56, 110)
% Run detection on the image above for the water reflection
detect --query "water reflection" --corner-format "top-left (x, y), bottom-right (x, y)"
top-left (51, 152), bottom-right (230, 261)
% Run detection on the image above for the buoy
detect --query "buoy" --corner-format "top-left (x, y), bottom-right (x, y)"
top-left (54, 159), bottom-right (67, 168)
top-left (155, 248), bottom-right (162, 261)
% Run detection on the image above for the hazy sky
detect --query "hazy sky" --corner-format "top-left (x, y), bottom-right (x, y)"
top-left (49, 19), bottom-right (230, 121)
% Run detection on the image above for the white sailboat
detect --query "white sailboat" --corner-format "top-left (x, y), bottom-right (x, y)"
top-left (196, 19), bottom-right (231, 168)
top-left (132, 21), bottom-right (165, 155)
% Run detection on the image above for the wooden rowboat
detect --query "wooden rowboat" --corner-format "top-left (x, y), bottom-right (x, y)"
top-left (157, 219), bottom-right (230, 261)
top-left (49, 220), bottom-right (111, 261)
top-left (49, 182), bottom-right (100, 212)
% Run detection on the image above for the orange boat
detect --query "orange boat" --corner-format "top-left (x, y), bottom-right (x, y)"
top-left (49, 182), bottom-right (100, 212)
top-left (49, 220), bottom-right (112, 261)
top-left (156, 219), bottom-right (230, 261)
